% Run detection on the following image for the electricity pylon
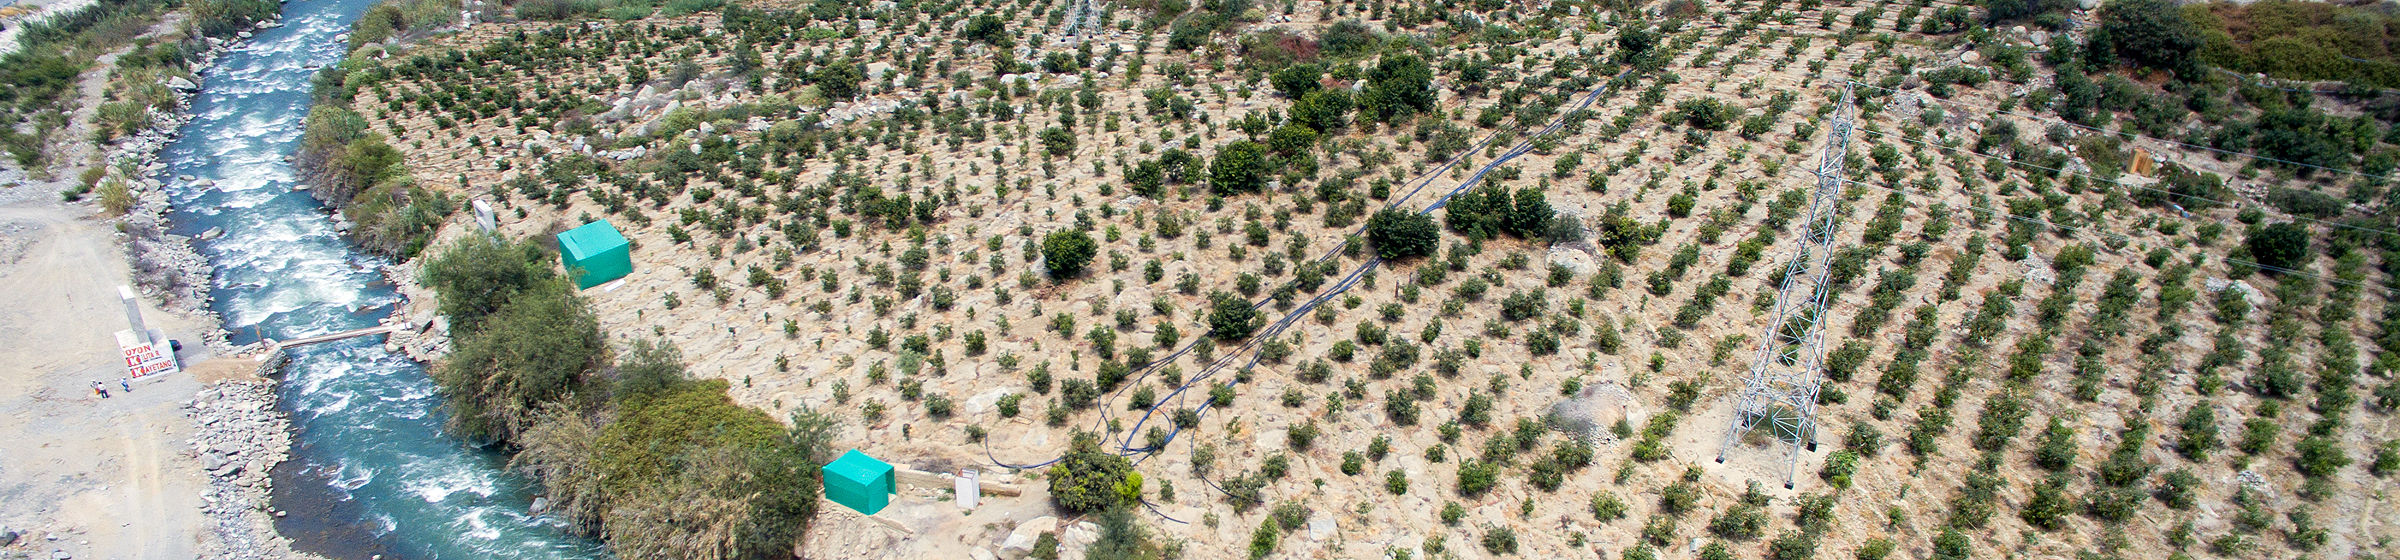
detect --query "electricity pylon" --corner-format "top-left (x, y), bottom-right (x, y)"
top-left (1717, 83), bottom-right (1856, 488)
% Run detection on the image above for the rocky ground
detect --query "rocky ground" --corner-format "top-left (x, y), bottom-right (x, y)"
top-left (187, 374), bottom-right (314, 560)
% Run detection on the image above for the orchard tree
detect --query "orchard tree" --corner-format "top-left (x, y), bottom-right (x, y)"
top-left (1290, 89), bottom-right (1354, 131)
top-left (1211, 140), bottom-right (1271, 194)
top-left (1368, 209), bottom-right (1439, 259)
top-left (1272, 63), bottom-right (1323, 98)
top-left (1049, 431), bottom-right (1140, 513)
top-left (1208, 291), bottom-right (1260, 340)
top-left (1365, 53), bottom-right (1435, 122)
top-left (816, 60), bottom-right (864, 101)
top-left (1041, 127), bottom-right (1077, 157)
top-left (2246, 221), bottom-right (2312, 272)
top-left (964, 14), bottom-right (1012, 47)
top-left (1043, 230), bottom-right (1099, 279)
top-left (2095, 0), bottom-right (2199, 73)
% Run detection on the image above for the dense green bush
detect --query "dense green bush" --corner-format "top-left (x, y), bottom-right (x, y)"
top-left (1210, 140), bottom-right (1271, 194)
top-left (1364, 53), bottom-right (1434, 122)
top-left (1367, 209), bottom-right (1438, 259)
top-left (420, 234), bottom-right (563, 328)
top-left (1208, 291), bottom-right (1260, 339)
top-left (1442, 184), bottom-right (1554, 240)
top-left (1040, 127), bottom-right (1077, 157)
top-left (1674, 97), bottom-right (1745, 131)
top-left (1270, 63), bottom-right (1321, 98)
top-left (344, 183), bottom-right (455, 258)
top-left (435, 280), bottom-right (607, 442)
top-left (964, 14), bottom-right (1012, 46)
top-left (2245, 221), bottom-right (2312, 272)
top-left (2095, 0), bottom-right (2201, 73)
top-left (1050, 432), bottom-right (1141, 513)
top-left (1042, 230), bottom-right (1098, 279)
top-left (2189, 1), bottom-right (2400, 87)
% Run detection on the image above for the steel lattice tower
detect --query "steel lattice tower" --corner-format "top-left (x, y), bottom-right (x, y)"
top-left (1717, 84), bottom-right (1857, 488)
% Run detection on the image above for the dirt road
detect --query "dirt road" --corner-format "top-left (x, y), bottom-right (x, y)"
top-left (0, 199), bottom-right (217, 559)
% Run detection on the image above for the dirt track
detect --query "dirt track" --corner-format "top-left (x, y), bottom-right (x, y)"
top-left (0, 200), bottom-right (217, 559)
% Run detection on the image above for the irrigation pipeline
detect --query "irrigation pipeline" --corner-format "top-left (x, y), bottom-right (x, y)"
top-left (982, 67), bottom-right (1645, 496)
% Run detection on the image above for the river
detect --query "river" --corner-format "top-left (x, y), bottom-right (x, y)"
top-left (156, 0), bottom-right (607, 557)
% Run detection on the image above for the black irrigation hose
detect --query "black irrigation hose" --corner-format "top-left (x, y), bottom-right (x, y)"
top-left (982, 67), bottom-right (1638, 503)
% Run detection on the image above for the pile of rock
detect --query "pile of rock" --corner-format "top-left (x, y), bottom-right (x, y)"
top-left (184, 382), bottom-right (307, 560)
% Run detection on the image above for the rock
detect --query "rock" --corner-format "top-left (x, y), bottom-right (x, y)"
top-left (530, 496), bottom-right (550, 514)
top-left (2204, 278), bottom-right (2265, 308)
top-left (203, 451), bottom-right (231, 471)
top-left (1306, 512), bottom-right (1335, 541)
top-left (998, 516), bottom-right (1058, 559)
top-left (968, 548), bottom-right (999, 560)
top-left (168, 76), bottom-right (200, 91)
top-left (1959, 50), bottom-right (1981, 64)
top-left (0, 529), bottom-right (15, 547)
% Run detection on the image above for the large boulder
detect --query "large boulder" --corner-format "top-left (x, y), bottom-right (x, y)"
top-left (996, 516), bottom-right (1058, 560)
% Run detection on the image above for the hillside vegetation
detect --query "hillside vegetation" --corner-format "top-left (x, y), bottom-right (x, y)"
top-left (337, 0), bottom-right (2400, 557)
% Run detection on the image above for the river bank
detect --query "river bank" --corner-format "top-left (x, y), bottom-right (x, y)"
top-left (0, 8), bottom-right (338, 560)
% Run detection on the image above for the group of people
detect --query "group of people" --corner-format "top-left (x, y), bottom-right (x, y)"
top-left (90, 378), bottom-right (132, 399)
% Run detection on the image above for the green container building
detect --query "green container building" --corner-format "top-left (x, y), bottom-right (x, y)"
top-left (556, 220), bottom-right (632, 290)
top-left (823, 449), bottom-right (895, 515)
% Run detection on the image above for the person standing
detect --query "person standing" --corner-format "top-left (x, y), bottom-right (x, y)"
top-left (119, 378), bottom-right (132, 393)
top-left (91, 381), bottom-right (110, 399)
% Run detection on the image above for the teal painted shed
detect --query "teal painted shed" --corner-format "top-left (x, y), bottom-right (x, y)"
top-left (556, 220), bottom-right (632, 290)
top-left (823, 449), bottom-right (895, 515)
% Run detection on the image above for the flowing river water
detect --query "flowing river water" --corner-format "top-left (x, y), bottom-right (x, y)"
top-left (158, 0), bottom-right (607, 557)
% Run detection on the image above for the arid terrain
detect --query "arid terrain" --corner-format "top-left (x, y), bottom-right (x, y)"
top-left (328, 0), bottom-right (2400, 556)
top-left (9, 0), bottom-right (2400, 556)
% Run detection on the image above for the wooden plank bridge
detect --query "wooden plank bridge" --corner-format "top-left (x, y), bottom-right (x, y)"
top-left (265, 324), bottom-right (402, 350)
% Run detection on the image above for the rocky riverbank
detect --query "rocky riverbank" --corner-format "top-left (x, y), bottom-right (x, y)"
top-left (187, 369), bottom-right (315, 560)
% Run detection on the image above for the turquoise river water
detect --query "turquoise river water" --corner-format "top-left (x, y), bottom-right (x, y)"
top-left (158, 0), bottom-right (607, 557)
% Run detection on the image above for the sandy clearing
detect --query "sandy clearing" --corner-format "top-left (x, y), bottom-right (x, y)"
top-left (0, 201), bottom-right (218, 559)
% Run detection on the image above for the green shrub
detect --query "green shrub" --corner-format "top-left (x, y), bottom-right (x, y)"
top-left (1364, 53), bottom-right (1434, 122)
top-left (1042, 230), bottom-right (1098, 279)
top-left (1209, 140), bottom-right (1270, 194)
top-left (190, 0), bottom-right (280, 38)
top-left (420, 234), bottom-right (560, 328)
top-left (1367, 209), bottom-right (1438, 259)
top-left (2245, 222), bottom-right (2312, 272)
top-left (1207, 291), bottom-right (1259, 339)
top-left (1049, 431), bottom-right (1141, 513)
top-left (436, 283), bottom-right (606, 441)
top-left (1674, 97), bottom-right (1745, 131)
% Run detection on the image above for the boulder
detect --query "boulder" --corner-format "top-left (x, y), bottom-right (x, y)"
top-left (996, 516), bottom-right (1058, 560)
top-left (168, 77), bottom-right (200, 91)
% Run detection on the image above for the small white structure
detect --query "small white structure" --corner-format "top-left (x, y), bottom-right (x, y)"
top-left (955, 469), bottom-right (980, 510)
top-left (472, 199), bottom-right (498, 231)
top-left (116, 286), bottom-right (180, 380)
